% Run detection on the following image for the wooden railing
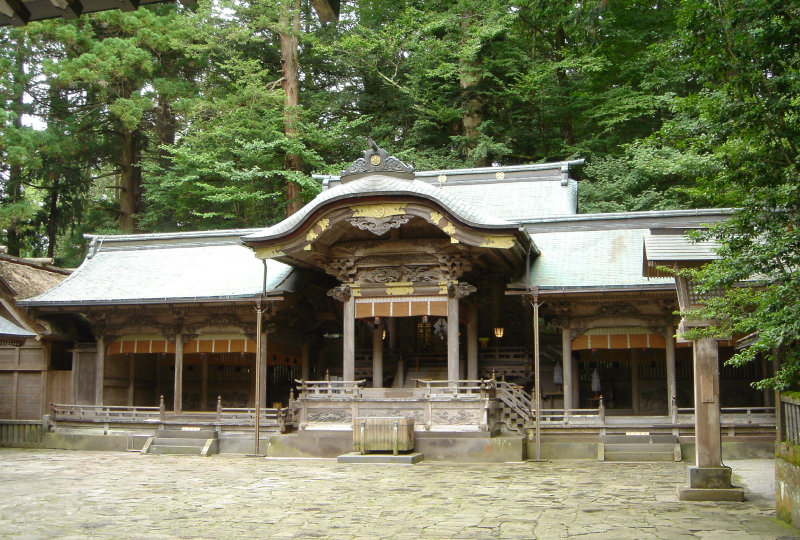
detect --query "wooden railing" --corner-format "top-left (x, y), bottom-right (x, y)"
top-left (781, 394), bottom-right (800, 444)
top-left (295, 380), bottom-right (366, 398)
top-left (496, 381), bottom-right (534, 423)
top-left (0, 419), bottom-right (46, 448)
top-left (677, 407), bottom-right (776, 426)
top-left (52, 404), bottom-right (162, 422)
top-left (50, 401), bottom-right (291, 431)
top-left (414, 379), bottom-right (494, 397)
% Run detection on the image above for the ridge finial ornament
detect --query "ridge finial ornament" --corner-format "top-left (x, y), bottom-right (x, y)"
top-left (340, 138), bottom-right (414, 181)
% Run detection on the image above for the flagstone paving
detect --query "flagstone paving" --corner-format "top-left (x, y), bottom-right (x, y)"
top-left (0, 449), bottom-right (797, 539)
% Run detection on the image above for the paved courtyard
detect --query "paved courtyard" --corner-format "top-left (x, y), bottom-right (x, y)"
top-left (0, 450), bottom-right (797, 540)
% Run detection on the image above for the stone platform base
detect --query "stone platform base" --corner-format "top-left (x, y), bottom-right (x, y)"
top-left (677, 486), bottom-right (745, 501)
top-left (337, 452), bottom-right (424, 465)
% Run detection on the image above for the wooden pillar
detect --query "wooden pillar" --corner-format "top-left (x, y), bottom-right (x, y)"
top-left (666, 325), bottom-right (677, 418)
top-left (343, 296), bottom-right (355, 381)
top-left (201, 353), bottom-right (208, 411)
top-left (260, 328), bottom-right (268, 407)
top-left (467, 302), bottom-right (478, 380)
top-left (693, 337), bottom-right (722, 468)
top-left (388, 317), bottom-right (397, 349)
top-left (447, 296), bottom-right (460, 382)
top-left (631, 349), bottom-right (640, 415)
top-left (174, 334), bottom-right (184, 414)
top-left (95, 336), bottom-right (105, 406)
top-left (128, 353), bottom-right (135, 406)
top-left (301, 343), bottom-right (310, 381)
top-left (562, 327), bottom-right (573, 411)
top-left (372, 320), bottom-right (383, 388)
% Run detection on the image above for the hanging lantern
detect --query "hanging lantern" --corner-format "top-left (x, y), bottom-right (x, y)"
top-left (422, 315), bottom-right (429, 324)
top-left (591, 368), bottom-right (601, 396)
top-left (493, 327), bottom-right (504, 338)
top-left (382, 330), bottom-right (387, 340)
top-left (374, 316), bottom-right (380, 326)
top-left (553, 362), bottom-right (563, 386)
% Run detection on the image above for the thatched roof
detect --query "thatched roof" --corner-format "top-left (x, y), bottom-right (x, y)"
top-left (0, 254), bottom-right (70, 300)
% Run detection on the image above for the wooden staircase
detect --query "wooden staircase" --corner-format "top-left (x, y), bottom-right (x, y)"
top-left (600, 433), bottom-right (681, 462)
top-left (141, 428), bottom-right (219, 456)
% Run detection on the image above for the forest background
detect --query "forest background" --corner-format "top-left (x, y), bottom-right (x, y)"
top-left (1, 1), bottom-right (798, 382)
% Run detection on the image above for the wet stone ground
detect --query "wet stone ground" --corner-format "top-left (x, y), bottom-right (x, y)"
top-left (0, 449), bottom-right (798, 539)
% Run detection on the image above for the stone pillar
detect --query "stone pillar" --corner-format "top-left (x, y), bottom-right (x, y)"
top-left (301, 343), bottom-right (310, 382)
top-left (372, 320), bottom-right (383, 388)
top-left (467, 302), bottom-right (478, 380)
top-left (343, 296), bottom-right (355, 381)
top-left (562, 327), bottom-right (573, 411)
top-left (174, 334), bottom-right (184, 414)
top-left (678, 337), bottom-right (742, 501)
top-left (447, 295), bottom-right (460, 382)
top-left (666, 325), bottom-right (677, 418)
top-left (631, 349), bottom-right (640, 415)
top-left (95, 336), bottom-right (105, 406)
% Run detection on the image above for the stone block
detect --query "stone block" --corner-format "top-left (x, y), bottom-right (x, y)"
top-left (336, 452), bottom-right (424, 464)
top-left (677, 486), bottom-right (745, 502)
top-left (688, 466), bottom-right (732, 489)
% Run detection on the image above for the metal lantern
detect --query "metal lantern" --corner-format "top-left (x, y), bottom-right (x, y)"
top-left (493, 327), bottom-right (504, 338)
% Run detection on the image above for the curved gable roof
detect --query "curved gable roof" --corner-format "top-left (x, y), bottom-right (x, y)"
top-left (242, 174), bottom-right (517, 244)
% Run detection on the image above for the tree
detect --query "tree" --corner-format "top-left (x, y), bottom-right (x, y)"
top-left (672, 0), bottom-right (800, 389)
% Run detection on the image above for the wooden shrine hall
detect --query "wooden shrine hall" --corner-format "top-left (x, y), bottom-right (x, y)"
top-left (13, 142), bottom-right (775, 471)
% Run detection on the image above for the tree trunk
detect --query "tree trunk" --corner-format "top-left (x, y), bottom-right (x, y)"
top-left (460, 10), bottom-right (485, 167)
top-left (280, 0), bottom-right (303, 216)
top-left (118, 127), bottom-right (142, 233)
top-left (6, 35), bottom-right (26, 256)
top-left (280, 0), bottom-right (303, 217)
top-left (46, 174), bottom-right (59, 259)
top-left (554, 24), bottom-right (575, 147)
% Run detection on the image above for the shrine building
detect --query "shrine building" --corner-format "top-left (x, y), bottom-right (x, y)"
top-left (9, 143), bottom-right (775, 463)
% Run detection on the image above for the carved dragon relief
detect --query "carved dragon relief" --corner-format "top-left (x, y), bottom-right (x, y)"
top-left (346, 215), bottom-right (412, 236)
top-left (361, 265), bottom-right (441, 284)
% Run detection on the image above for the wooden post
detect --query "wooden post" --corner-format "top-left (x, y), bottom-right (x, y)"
top-left (631, 349), bottom-right (640, 415)
top-left (343, 296), bottom-right (355, 381)
top-left (666, 325), bottom-right (677, 419)
top-left (174, 333), bottom-right (183, 414)
top-left (467, 302), bottom-right (478, 381)
top-left (95, 336), bottom-right (105, 406)
top-left (562, 326), bottom-right (573, 411)
top-left (301, 343), bottom-right (309, 382)
top-left (372, 320), bottom-right (383, 388)
top-left (447, 295), bottom-right (460, 382)
top-left (693, 337), bottom-right (722, 468)
top-left (201, 352), bottom-right (208, 411)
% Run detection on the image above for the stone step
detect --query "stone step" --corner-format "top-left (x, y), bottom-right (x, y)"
top-left (155, 429), bottom-right (218, 439)
top-left (149, 445), bottom-right (207, 455)
top-left (604, 443), bottom-right (675, 453)
top-left (604, 451), bottom-right (675, 462)
top-left (603, 434), bottom-right (676, 445)
top-left (152, 437), bottom-right (209, 447)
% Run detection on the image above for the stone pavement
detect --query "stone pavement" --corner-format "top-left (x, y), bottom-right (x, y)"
top-left (0, 449), bottom-right (798, 540)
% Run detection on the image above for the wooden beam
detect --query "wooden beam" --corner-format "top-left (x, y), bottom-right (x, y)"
top-left (117, 0), bottom-right (140, 13)
top-left (0, 0), bottom-right (31, 26)
top-left (53, 0), bottom-right (84, 19)
top-left (309, 0), bottom-right (339, 23)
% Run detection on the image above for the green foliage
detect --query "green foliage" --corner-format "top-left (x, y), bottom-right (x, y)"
top-left (668, 0), bottom-right (800, 389)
